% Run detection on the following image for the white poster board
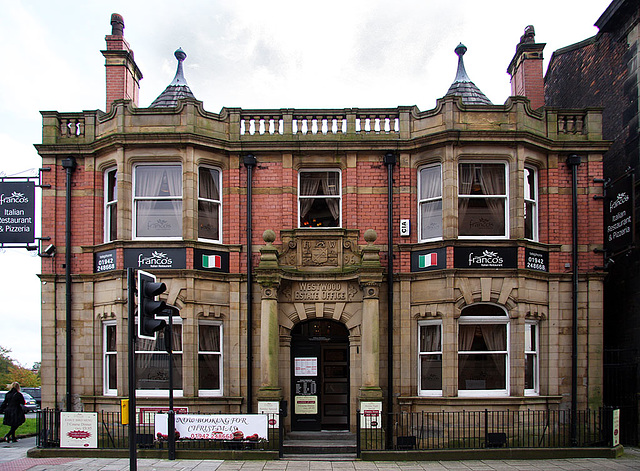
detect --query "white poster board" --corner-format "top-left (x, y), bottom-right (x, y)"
top-left (360, 401), bottom-right (382, 429)
top-left (294, 357), bottom-right (317, 376)
top-left (155, 413), bottom-right (268, 441)
top-left (613, 408), bottom-right (620, 447)
top-left (258, 401), bottom-right (280, 428)
top-left (60, 412), bottom-right (98, 448)
top-left (294, 395), bottom-right (318, 414)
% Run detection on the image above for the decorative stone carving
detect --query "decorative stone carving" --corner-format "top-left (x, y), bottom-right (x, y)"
top-left (302, 239), bottom-right (339, 267)
top-left (278, 229), bottom-right (361, 271)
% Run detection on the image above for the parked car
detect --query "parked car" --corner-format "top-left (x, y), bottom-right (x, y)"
top-left (21, 387), bottom-right (41, 409)
top-left (0, 390), bottom-right (37, 412)
top-left (21, 392), bottom-right (38, 412)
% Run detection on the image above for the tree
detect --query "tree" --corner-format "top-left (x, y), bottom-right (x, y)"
top-left (7, 364), bottom-right (40, 388)
top-left (0, 346), bottom-right (41, 389)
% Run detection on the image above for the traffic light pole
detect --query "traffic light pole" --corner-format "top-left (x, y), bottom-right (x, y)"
top-left (167, 307), bottom-right (176, 460)
top-left (127, 268), bottom-right (137, 471)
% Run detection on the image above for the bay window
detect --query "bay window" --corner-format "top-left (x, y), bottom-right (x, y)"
top-left (299, 170), bottom-right (341, 228)
top-left (458, 162), bottom-right (508, 238)
top-left (525, 321), bottom-right (539, 395)
top-left (458, 304), bottom-right (509, 396)
top-left (103, 321), bottom-right (117, 395)
top-left (134, 165), bottom-right (182, 238)
top-left (418, 321), bottom-right (442, 395)
top-left (199, 322), bottom-right (223, 396)
top-left (524, 166), bottom-right (538, 240)
top-left (136, 319), bottom-right (182, 395)
top-left (418, 164), bottom-right (443, 241)
top-left (198, 166), bottom-right (222, 242)
top-left (104, 168), bottom-right (117, 242)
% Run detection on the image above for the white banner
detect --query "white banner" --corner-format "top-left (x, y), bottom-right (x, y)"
top-left (155, 413), bottom-right (268, 441)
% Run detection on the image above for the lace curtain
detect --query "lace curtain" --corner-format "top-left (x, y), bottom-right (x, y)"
top-left (135, 166), bottom-right (182, 236)
top-left (420, 166), bottom-right (442, 238)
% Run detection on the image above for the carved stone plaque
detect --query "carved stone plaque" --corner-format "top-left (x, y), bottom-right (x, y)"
top-left (292, 281), bottom-right (348, 302)
top-left (302, 239), bottom-right (339, 267)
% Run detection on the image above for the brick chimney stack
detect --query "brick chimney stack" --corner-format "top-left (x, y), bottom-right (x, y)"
top-left (507, 26), bottom-right (546, 110)
top-left (101, 13), bottom-right (143, 111)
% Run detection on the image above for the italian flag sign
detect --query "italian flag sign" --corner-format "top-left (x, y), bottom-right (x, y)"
top-left (202, 254), bottom-right (221, 269)
top-left (418, 252), bottom-right (437, 269)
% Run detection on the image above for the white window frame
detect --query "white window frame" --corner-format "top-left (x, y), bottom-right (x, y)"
top-left (104, 168), bottom-right (117, 243)
top-left (525, 321), bottom-right (539, 396)
top-left (198, 321), bottom-right (223, 397)
top-left (418, 164), bottom-right (443, 241)
top-left (103, 320), bottom-right (117, 396)
top-left (198, 166), bottom-right (222, 243)
top-left (458, 161), bottom-right (509, 239)
top-left (135, 316), bottom-right (183, 397)
top-left (298, 169), bottom-right (342, 228)
top-left (418, 320), bottom-right (443, 396)
top-left (133, 164), bottom-right (183, 240)
top-left (524, 166), bottom-right (538, 241)
top-left (458, 304), bottom-right (510, 397)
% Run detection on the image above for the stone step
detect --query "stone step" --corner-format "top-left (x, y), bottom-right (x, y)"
top-left (283, 454), bottom-right (357, 461)
top-left (285, 430), bottom-right (356, 441)
top-left (282, 431), bottom-right (357, 456)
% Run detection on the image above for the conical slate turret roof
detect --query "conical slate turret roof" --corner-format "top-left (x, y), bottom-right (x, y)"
top-left (444, 43), bottom-right (492, 105)
top-left (150, 48), bottom-right (197, 108)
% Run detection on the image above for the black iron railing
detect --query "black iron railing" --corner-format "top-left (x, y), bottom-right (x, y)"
top-left (357, 408), bottom-right (614, 452)
top-left (37, 409), bottom-right (281, 452)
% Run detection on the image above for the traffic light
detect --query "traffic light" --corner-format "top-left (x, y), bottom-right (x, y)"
top-left (137, 270), bottom-right (167, 340)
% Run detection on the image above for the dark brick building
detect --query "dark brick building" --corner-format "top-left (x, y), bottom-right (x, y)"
top-left (545, 0), bottom-right (640, 445)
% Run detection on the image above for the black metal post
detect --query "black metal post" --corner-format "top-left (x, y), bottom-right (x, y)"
top-left (127, 267), bottom-right (137, 471)
top-left (244, 154), bottom-right (257, 413)
top-left (61, 156), bottom-right (76, 412)
top-left (384, 152), bottom-right (396, 450)
top-left (168, 311), bottom-right (175, 460)
top-left (566, 154), bottom-right (581, 446)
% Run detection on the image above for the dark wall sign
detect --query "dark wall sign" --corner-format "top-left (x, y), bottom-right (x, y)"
top-left (194, 249), bottom-right (229, 273)
top-left (124, 248), bottom-right (186, 269)
top-left (605, 173), bottom-right (635, 254)
top-left (411, 247), bottom-right (447, 272)
top-left (454, 247), bottom-right (517, 269)
top-left (95, 249), bottom-right (117, 273)
top-left (0, 181), bottom-right (36, 244)
top-left (525, 248), bottom-right (548, 272)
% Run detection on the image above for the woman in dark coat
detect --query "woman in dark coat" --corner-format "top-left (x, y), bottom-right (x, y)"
top-left (1, 382), bottom-right (26, 442)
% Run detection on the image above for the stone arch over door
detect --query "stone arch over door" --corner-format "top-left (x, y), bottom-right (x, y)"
top-left (278, 286), bottom-right (364, 432)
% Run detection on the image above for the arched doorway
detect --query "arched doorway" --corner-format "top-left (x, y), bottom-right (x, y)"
top-left (291, 319), bottom-right (349, 431)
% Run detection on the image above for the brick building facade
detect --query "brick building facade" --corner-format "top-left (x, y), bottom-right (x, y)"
top-left (37, 15), bottom-right (606, 434)
top-left (545, 0), bottom-right (640, 444)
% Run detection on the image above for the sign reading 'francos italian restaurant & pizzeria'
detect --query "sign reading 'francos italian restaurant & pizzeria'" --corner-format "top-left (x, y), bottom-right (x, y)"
top-left (0, 181), bottom-right (36, 244)
top-left (605, 173), bottom-right (635, 254)
top-left (454, 247), bottom-right (517, 269)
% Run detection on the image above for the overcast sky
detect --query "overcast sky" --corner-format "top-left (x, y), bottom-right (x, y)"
top-left (0, 0), bottom-right (612, 367)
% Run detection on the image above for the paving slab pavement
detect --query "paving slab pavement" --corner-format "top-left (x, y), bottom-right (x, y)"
top-left (2, 439), bottom-right (640, 471)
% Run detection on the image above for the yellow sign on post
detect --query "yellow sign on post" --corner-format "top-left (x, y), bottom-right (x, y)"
top-left (121, 399), bottom-right (129, 425)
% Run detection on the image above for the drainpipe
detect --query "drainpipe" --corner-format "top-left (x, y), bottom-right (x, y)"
top-left (244, 154), bottom-right (257, 413)
top-left (61, 156), bottom-right (76, 412)
top-left (384, 151), bottom-right (396, 449)
top-left (566, 154), bottom-right (581, 446)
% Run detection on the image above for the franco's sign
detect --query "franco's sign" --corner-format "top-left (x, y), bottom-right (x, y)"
top-left (0, 181), bottom-right (36, 244)
top-left (124, 248), bottom-right (186, 269)
top-left (605, 173), bottom-right (635, 254)
top-left (454, 247), bottom-right (517, 269)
